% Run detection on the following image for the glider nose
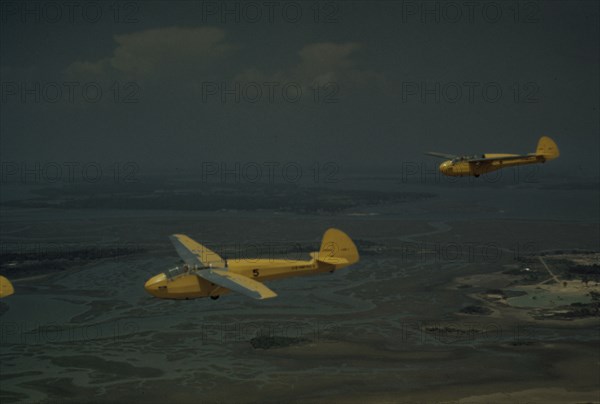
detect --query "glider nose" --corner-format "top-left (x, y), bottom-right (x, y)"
top-left (144, 273), bottom-right (167, 297)
top-left (439, 161), bottom-right (451, 175)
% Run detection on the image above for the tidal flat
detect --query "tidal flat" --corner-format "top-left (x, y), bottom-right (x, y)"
top-left (1, 179), bottom-right (598, 403)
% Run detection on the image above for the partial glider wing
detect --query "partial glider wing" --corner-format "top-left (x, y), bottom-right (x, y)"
top-left (467, 154), bottom-right (537, 164)
top-left (196, 269), bottom-right (277, 300)
top-left (169, 234), bottom-right (227, 268)
top-left (424, 152), bottom-right (459, 159)
top-left (0, 275), bottom-right (14, 298)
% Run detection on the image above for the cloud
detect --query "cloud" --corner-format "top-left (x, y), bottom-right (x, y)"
top-left (67, 26), bottom-right (233, 81)
top-left (65, 31), bottom-right (385, 102)
top-left (235, 41), bottom-right (385, 92)
top-left (294, 42), bottom-right (361, 83)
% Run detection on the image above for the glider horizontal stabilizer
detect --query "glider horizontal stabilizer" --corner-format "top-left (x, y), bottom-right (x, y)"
top-left (310, 253), bottom-right (350, 266)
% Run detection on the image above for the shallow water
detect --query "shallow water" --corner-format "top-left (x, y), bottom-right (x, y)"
top-left (1, 182), bottom-right (598, 402)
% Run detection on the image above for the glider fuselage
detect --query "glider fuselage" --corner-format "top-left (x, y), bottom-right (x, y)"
top-left (145, 227), bottom-right (360, 301)
top-left (145, 258), bottom-right (342, 300)
top-left (427, 136), bottom-right (560, 178)
top-left (439, 153), bottom-right (544, 177)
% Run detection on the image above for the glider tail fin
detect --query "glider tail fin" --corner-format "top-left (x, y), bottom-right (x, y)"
top-left (536, 136), bottom-right (560, 160)
top-left (313, 228), bottom-right (359, 270)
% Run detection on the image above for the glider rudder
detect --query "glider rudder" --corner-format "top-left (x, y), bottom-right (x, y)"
top-left (536, 136), bottom-right (560, 160)
top-left (317, 228), bottom-right (360, 267)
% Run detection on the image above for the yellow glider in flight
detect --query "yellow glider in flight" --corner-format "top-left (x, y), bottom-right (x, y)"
top-left (425, 136), bottom-right (559, 177)
top-left (0, 275), bottom-right (14, 298)
top-left (145, 228), bottom-right (359, 300)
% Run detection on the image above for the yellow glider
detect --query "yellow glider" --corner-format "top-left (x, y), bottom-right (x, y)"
top-left (0, 275), bottom-right (14, 298)
top-left (425, 136), bottom-right (559, 177)
top-left (145, 228), bottom-right (359, 300)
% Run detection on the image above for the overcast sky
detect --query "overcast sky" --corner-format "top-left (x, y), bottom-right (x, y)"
top-left (1, 1), bottom-right (598, 178)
